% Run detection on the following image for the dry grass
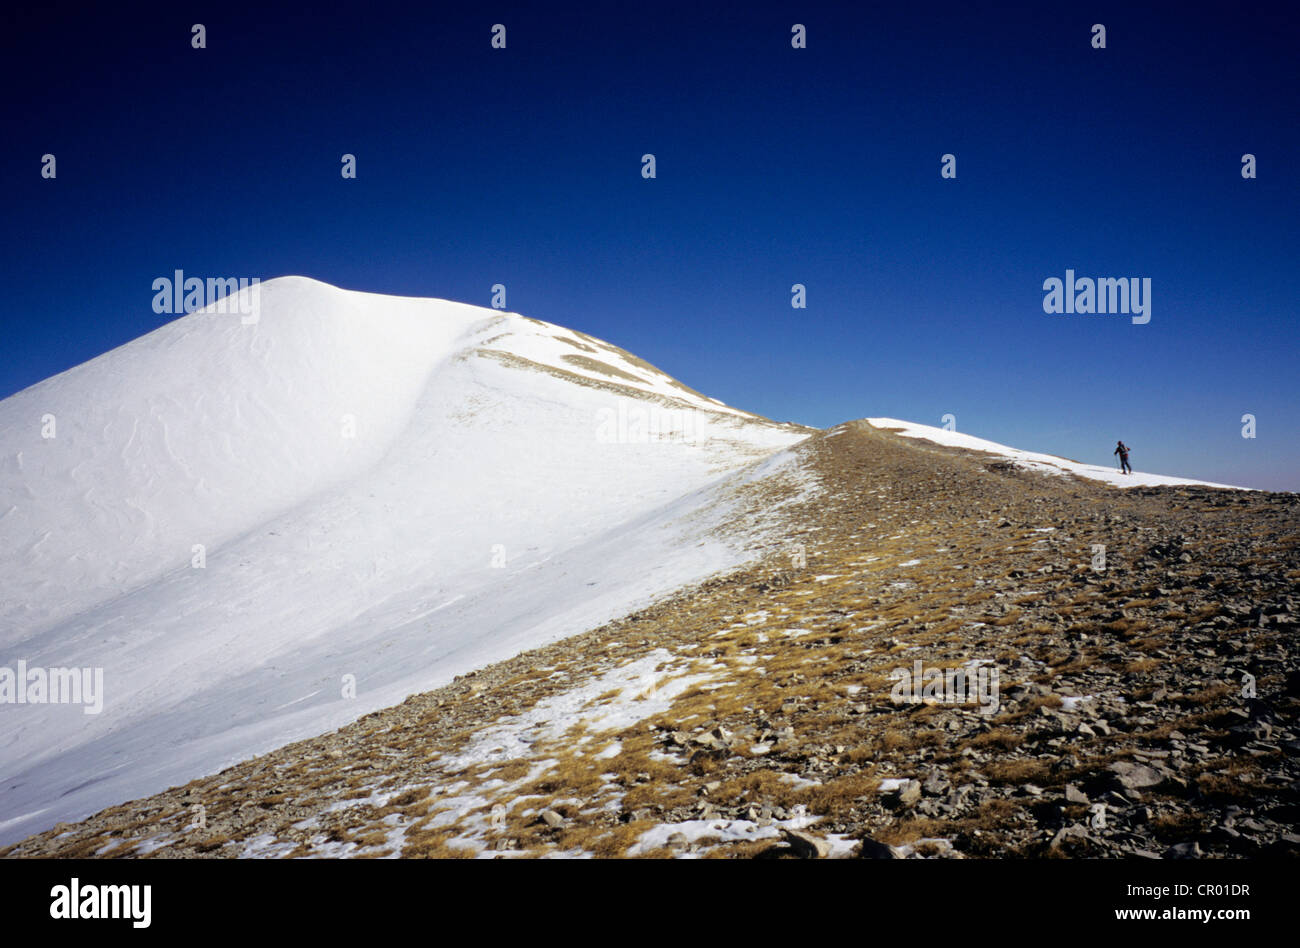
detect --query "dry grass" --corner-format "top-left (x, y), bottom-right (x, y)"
top-left (984, 758), bottom-right (1053, 786)
top-left (1179, 683), bottom-right (1234, 706)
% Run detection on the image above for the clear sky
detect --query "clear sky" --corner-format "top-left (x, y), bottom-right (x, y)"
top-left (4, 1), bottom-right (1297, 489)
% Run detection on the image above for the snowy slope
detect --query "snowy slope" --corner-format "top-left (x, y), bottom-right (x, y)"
top-left (865, 418), bottom-right (1245, 490)
top-left (0, 277), bottom-right (812, 844)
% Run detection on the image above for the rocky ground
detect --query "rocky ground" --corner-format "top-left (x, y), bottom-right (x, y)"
top-left (6, 421), bottom-right (1298, 859)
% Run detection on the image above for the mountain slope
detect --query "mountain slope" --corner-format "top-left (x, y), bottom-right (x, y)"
top-left (7, 420), bottom-right (1294, 860)
top-left (0, 277), bottom-right (813, 844)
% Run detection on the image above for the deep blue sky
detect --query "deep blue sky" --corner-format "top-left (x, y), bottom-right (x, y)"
top-left (4, 1), bottom-right (1297, 489)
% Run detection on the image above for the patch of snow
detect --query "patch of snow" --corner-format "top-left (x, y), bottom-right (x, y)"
top-left (627, 815), bottom-right (819, 857)
top-left (867, 418), bottom-right (1246, 490)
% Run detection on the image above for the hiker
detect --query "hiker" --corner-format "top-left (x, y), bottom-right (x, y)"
top-left (1113, 440), bottom-right (1132, 475)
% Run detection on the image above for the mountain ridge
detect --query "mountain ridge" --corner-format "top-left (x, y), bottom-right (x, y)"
top-left (0, 278), bottom-right (1274, 849)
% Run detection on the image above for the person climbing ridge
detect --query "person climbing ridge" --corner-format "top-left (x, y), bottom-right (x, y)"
top-left (1114, 440), bottom-right (1132, 475)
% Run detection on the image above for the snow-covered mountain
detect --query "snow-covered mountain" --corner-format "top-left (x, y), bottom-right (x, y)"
top-left (0, 277), bottom-right (1244, 848)
top-left (0, 277), bottom-right (812, 844)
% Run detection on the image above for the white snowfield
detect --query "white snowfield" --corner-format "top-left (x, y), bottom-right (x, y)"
top-left (0, 276), bottom-right (813, 845)
top-left (864, 419), bottom-right (1246, 490)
